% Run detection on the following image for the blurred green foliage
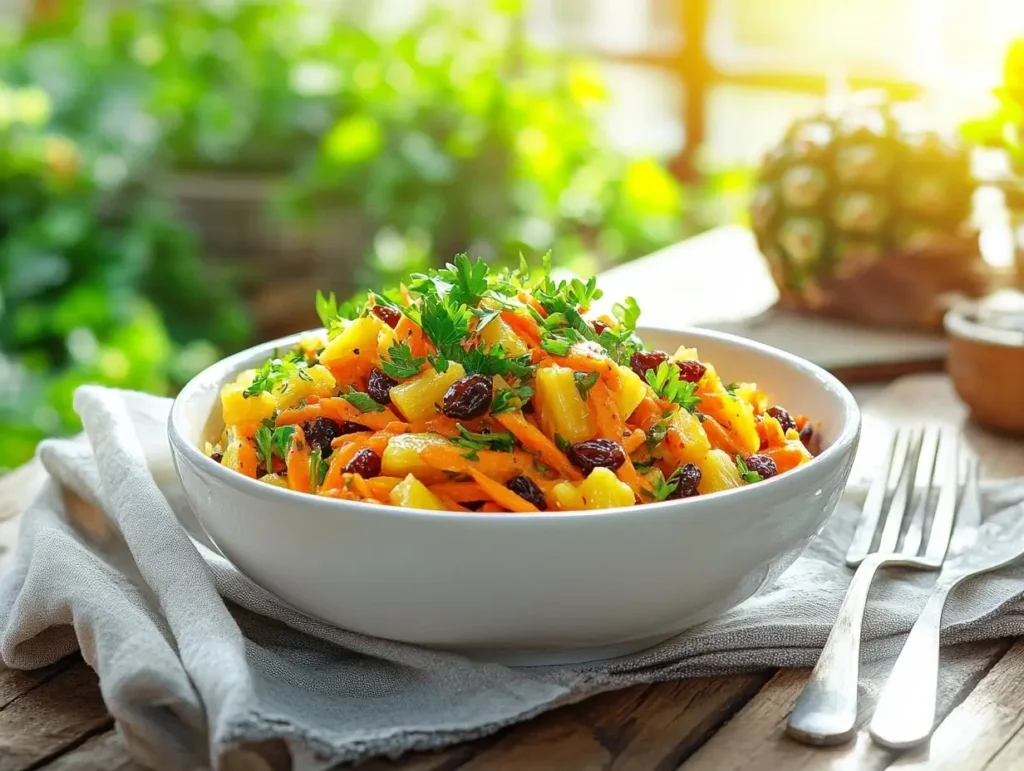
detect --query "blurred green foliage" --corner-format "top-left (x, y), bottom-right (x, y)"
top-left (0, 0), bottom-right (703, 469)
top-left (962, 39), bottom-right (1024, 171)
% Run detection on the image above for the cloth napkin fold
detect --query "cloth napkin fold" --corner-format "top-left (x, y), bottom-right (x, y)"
top-left (2, 386), bottom-right (1024, 771)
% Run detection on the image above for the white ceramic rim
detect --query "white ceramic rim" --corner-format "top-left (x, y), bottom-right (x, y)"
top-left (944, 301), bottom-right (1024, 348)
top-left (168, 325), bottom-right (861, 522)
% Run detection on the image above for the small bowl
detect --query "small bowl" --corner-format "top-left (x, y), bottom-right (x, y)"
top-left (169, 327), bottom-right (860, 665)
top-left (946, 291), bottom-right (1024, 435)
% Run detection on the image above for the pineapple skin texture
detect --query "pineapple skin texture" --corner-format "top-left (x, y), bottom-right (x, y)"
top-left (389, 362), bottom-right (467, 423)
top-left (390, 474), bottom-right (447, 510)
top-left (553, 468), bottom-right (636, 510)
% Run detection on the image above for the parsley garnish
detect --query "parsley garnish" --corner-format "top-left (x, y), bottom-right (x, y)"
top-left (646, 418), bottom-right (669, 450)
top-left (316, 290), bottom-right (359, 339)
top-left (736, 455), bottom-right (762, 484)
top-left (410, 254), bottom-right (491, 307)
top-left (645, 471), bottom-right (680, 502)
top-left (645, 362), bottom-right (701, 412)
top-left (491, 385), bottom-right (534, 415)
top-left (340, 389), bottom-right (385, 413)
top-left (380, 342), bottom-right (427, 380)
top-left (554, 433), bottom-right (571, 453)
top-left (612, 296), bottom-right (640, 331)
top-left (243, 355), bottom-right (311, 398)
top-left (309, 447), bottom-right (328, 493)
top-left (540, 336), bottom-right (573, 356)
top-left (450, 425), bottom-right (517, 460)
top-left (254, 424), bottom-right (296, 470)
top-left (573, 371), bottom-right (600, 400)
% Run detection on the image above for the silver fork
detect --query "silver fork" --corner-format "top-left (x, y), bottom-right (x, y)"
top-left (786, 427), bottom-right (959, 745)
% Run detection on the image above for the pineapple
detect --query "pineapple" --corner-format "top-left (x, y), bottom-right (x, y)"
top-left (389, 363), bottom-right (467, 423)
top-left (221, 383), bottom-right (276, 429)
top-left (534, 365), bottom-right (595, 444)
top-left (479, 317), bottom-right (529, 357)
top-left (751, 93), bottom-right (983, 329)
top-left (697, 449), bottom-right (743, 495)
top-left (320, 316), bottom-right (392, 372)
top-left (273, 364), bottom-right (337, 411)
top-left (611, 363), bottom-right (646, 420)
top-left (390, 474), bottom-right (448, 510)
top-left (381, 433), bottom-right (452, 483)
top-left (553, 467), bottom-right (635, 510)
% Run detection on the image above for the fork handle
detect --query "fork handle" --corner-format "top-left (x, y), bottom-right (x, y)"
top-left (786, 554), bottom-right (886, 745)
top-left (869, 580), bottom-right (956, 749)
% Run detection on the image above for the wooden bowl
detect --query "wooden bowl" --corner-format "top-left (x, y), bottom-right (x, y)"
top-left (945, 291), bottom-right (1024, 435)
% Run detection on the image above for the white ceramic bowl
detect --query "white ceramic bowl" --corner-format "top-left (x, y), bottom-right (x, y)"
top-left (169, 326), bottom-right (860, 665)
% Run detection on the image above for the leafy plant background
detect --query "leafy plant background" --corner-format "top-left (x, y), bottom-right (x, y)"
top-left (0, 0), bottom-right (739, 470)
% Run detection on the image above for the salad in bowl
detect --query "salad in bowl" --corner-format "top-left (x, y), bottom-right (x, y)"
top-left (208, 256), bottom-right (817, 513)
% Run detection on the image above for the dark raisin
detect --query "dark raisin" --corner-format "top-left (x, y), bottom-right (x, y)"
top-left (506, 475), bottom-right (547, 510)
top-left (371, 304), bottom-right (402, 328)
top-left (344, 448), bottom-right (382, 478)
top-left (592, 319), bottom-right (610, 336)
top-left (799, 423), bottom-right (814, 450)
top-left (256, 467), bottom-right (267, 479)
top-left (210, 452), bottom-right (224, 464)
top-left (568, 439), bottom-right (626, 475)
top-left (442, 374), bottom-right (493, 419)
top-left (367, 367), bottom-right (397, 405)
top-left (676, 359), bottom-right (707, 383)
top-left (629, 350), bottom-right (670, 379)
top-left (745, 454), bottom-right (778, 480)
top-left (271, 456), bottom-right (287, 475)
top-left (766, 405), bottom-right (796, 433)
top-left (670, 463), bottom-right (702, 499)
top-left (304, 417), bottom-right (344, 456)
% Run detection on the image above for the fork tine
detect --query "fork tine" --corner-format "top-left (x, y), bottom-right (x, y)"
top-left (923, 430), bottom-right (959, 564)
top-left (847, 430), bottom-right (902, 566)
top-left (902, 427), bottom-right (941, 556)
top-left (877, 428), bottom-right (921, 554)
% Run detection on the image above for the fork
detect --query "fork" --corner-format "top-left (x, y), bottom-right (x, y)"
top-left (786, 427), bottom-right (960, 745)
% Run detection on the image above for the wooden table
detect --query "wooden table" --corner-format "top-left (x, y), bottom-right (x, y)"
top-left (3, 232), bottom-right (1024, 770)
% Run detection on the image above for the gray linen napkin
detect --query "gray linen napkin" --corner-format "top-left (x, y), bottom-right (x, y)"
top-left (2, 385), bottom-right (1024, 771)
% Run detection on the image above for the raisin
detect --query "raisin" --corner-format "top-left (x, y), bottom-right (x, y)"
top-left (506, 475), bottom-right (547, 510)
top-left (670, 463), bottom-right (702, 499)
top-left (629, 350), bottom-right (669, 379)
top-left (304, 417), bottom-right (344, 456)
top-left (676, 359), bottom-right (707, 383)
top-left (745, 454), bottom-right (778, 480)
top-left (442, 374), bottom-right (493, 419)
top-left (799, 423), bottom-right (814, 450)
top-left (766, 405), bottom-right (796, 433)
top-left (367, 367), bottom-right (397, 405)
top-left (344, 448), bottom-right (382, 478)
top-left (371, 304), bottom-right (402, 328)
top-left (568, 439), bottom-right (626, 475)
top-left (271, 456), bottom-right (287, 475)
top-left (593, 319), bottom-right (610, 336)
top-left (210, 452), bottom-right (224, 464)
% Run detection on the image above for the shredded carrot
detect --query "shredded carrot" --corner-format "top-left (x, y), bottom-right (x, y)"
top-left (589, 380), bottom-right (624, 441)
top-left (702, 414), bottom-right (743, 456)
top-left (235, 436), bottom-right (259, 479)
top-left (318, 398), bottom-right (401, 430)
top-left (479, 503), bottom-right (504, 513)
top-left (757, 416), bottom-right (787, 450)
top-left (420, 445), bottom-right (537, 483)
top-left (329, 431), bottom-right (374, 449)
top-left (428, 482), bottom-right (489, 503)
top-left (286, 426), bottom-right (312, 493)
top-left (395, 314), bottom-right (429, 359)
top-left (366, 476), bottom-right (403, 500)
top-left (347, 473), bottom-right (374, 499)
top-left (500, 311), bottom-right (543, 348)
top-left (630, 397), bottom-right (664, 432)
top-left (764, 443), bottom-right (811, 474)
top-left (437, 494), bottom-right (471, 512)
top-left (495, 412), bottom-right (581, 481)
top-left (276, 405), bottom-right (322, 427)
top-left (466, 468), bottom-right (539, 513)
top-left (623, 429), bottom-right (647, 454)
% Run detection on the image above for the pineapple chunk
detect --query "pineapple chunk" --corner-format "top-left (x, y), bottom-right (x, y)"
top-left (221, 430), bottom-right (258, 478)
top-left (658, 408), bottom-right (711, 466)
top-left (381, 433), bottom-right (452, 484)
top-left (697, 449), bottom-right (743, 495)
top-left (701, 390), bottom-right (760, 455)
top-left (390, 474), bottom-right (448, 510)
top-left (221, 383), bottom-right (276, 429)
top-left (611, 363), bottom-right (646, 420)
top-left (672, 346), bottom-right (700, 362)
top-left (320, 316), bottom-right (390, 370)
top-left (535, 365), bottom-right (595, 444)
top-left (274, 364), bottom-right (337, 411)
top-left (479, 316), bottom-right (528, 357)
top-left (259, 473), bottom-right (289, 488)
top-left (553, 468), bottom-right (636, 510)
top-left (389, 362), bottom-right (466, 423)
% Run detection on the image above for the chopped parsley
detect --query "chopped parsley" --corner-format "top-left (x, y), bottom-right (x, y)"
top-left (491, 385), bottom-right (534, 415)
top-left (646, 418), bottom-right (669, 450)
top-left (554, 433), bottom-right (571, 453)
top-left (450, 425), bottom-right (517, 460)
top-left (254, 424), bottom-right (296, 470)
top-left (340, 389), bottom-right (385, 413)
top-left (573, 371), bottom-right (600, 400)
top-left (309, 447), bottom-right (328, 492)
top-left (645, 472), bottom-right (679, 502)
top-left (736, 455), bottom-right (762, 484)
top-left (243, 354), bottom-right (311, 398)
top-left (316, 290), bottom-right (359, 339)
top-left (645, 362), bottom-right (701, 413)
top-left (380, 342), bottom-right (427, 380)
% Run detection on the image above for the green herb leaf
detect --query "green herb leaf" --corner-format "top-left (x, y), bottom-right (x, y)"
top-left (272, 425), bottom-right (296, 459)
top-left (449, 424), bottom-right (517, 459)
top-left (254, 424), bottom-right (274, 469)
top-left (646, 418), bottom-right (669, 450)
top-left (340, 389), bottom-right (385, 413)
top-left (645, 362), bottom-right (702, 412)
top-left (309, 447), bottom-right (328, 493)
top-left (491, 385), bottom-right (534, 415)
top-left (380, 342), bottom-right (427, 380)
top-left (612, 296), bottom-right (641, 332)
top-left (244, 355), bottom-right (310, 398)
top-left (736, 455), bottom-right (762, 484)
top-left (554, 433), bottom-right (571, 453)
top-left (540, 336), bottom-right (572, 356)
top-left (315, 290), bottom-right (359, 339)
top-left (573, 371), bottom-right (600, 399)
top-left (645, 472), bottom-right (679, 502)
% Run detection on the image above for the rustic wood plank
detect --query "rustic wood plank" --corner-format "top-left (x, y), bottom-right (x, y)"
top-left (35, 730), bottom-right (143, 771)
top-left (888, 640), bottom-right (1024, 771)
top-left (0, 658), bottom-right (75, 712)
top-left (367, 746), bottom-right (483, 771)
top-left (681, 640), bottom-right (1012, 771)
top-left (446, 674), bottom-right (771, 771)
top-left (0, 659), bottom-right (113, 771)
